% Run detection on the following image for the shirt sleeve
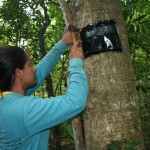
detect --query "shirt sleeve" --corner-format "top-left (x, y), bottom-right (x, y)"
top-left (26, 40), bottom-right (67, 96)
top-left (23, 58), bottom-right (88, 136)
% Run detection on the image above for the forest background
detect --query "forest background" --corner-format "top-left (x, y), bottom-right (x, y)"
top-left (0, 0), bottom-right (149, 149)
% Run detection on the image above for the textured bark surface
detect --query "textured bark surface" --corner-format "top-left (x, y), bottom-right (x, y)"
top-left (71, 0), bottom-right (144, 149)
top-left (72, 116), bottom-right (84, 150)
top-left (58, 1), bottom-right (85, 149)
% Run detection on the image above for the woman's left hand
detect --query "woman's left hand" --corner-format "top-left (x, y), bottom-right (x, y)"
top-left (61, 31), bottom-right (74, 46)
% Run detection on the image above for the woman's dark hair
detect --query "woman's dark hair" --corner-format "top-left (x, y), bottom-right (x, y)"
top-left (0, 46), bottom-right (27, 92)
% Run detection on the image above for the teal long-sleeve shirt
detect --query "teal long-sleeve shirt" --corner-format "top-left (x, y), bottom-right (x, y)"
top-left (0, 41), bottom-right (88, 150)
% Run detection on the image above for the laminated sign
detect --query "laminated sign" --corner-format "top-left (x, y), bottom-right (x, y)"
top-left (80, 20), bottom-right (122, 58)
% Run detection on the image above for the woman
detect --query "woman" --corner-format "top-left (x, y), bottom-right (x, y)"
top-left (0, 31), bottom-right (88, 150)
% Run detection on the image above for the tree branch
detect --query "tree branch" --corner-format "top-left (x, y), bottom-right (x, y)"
top-left (58, 0), bottom-right (72, 25)
top-left (38, 0), bottom-right (53, 98)
top-left (38, 0), bottom-right (50, 56)
top-left (57, 1), bottom-right (85, 150)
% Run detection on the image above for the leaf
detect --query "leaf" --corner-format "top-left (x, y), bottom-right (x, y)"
top-left (66, 123), bottom-right (73, 138)
top-left (125, 147), bottom-right (135, 150)
top-left (107, 141), bottom-right (123, 150)
top-left (107, 145), bottom-right (120, 150)
top-left (132, 15), bottom-right (146, 22)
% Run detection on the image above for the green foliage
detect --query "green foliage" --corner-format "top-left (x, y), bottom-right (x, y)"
top-left (107, 140), bottom-right (123, 150)
top-left (66, 121), bottom-right (74, 138)
top-left (107, 140), bottom-right (141, 150)
top-left (121, 1), bottom-right (150, 149)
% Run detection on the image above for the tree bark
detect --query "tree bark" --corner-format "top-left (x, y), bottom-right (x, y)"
top-left (70, 0), bottom-right (144, 150)
top-left (58, 1), bottom-right (85, 150)
top-left (72, 116), bottom-right (85, 150)
top-left (58, 0), bottom-right (72, 25)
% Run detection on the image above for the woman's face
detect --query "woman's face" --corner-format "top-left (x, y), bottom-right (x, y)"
top-left (21, 53), bottom-right (36, 89)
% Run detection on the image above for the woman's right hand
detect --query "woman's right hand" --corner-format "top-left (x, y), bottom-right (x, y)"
top-left (69, 41), bottom-right (84, 60)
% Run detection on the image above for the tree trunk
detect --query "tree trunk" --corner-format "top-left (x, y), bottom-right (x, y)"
top-left (71, 0), bottom-right (144, 149)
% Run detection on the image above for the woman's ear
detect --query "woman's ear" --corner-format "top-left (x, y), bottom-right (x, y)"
top-left (15, 68), bottom-right (23, 80)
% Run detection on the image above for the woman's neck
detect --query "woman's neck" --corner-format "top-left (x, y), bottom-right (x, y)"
top-left (11, 84), bottom-right (26, 95)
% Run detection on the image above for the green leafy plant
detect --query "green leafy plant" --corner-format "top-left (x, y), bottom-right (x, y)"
top-left (107, 140), bottom-right (123, 150)
top-left (107, 140), bottom-right (141, 150)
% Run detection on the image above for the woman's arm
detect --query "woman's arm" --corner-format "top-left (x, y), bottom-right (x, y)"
top-left (26, 40), bottom-right (67, 95)
top-left (23, 58), bottom-right (88, 136)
